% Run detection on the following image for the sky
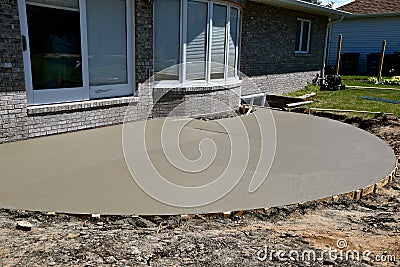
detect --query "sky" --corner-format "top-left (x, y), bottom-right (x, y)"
top-left (321, 0), bottom-right (354, 8)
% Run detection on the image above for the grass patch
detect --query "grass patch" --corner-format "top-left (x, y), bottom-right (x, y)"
top-left (285, 85), bottom-right (400, 117)
top-left (341, 75), bottom-right (400, 89)
top-left (341, 75), bottom-right (371, 81)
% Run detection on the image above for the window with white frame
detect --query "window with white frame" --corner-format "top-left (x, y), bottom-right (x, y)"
top-left (18, 0), bottom-right (134, 105)
top-left (154, 0), bottom-right (241, 84)
top-left (295, 19), bottom-right (311, 54)
top-left (241, 93), bottom-right (266, 107)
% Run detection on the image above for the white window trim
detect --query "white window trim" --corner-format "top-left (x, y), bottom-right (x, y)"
top-left (25, 1), bottom-right (79, 11)
top-left (155, 0), bottom-right (241, 87)
top-left (153, 77), bottom-right (241, 89)
top-left (241, 93), bottom-right (266, 107)
top-left (18, 0), bottom-right (135, 106)
top-left (295, 18), bottom-right (311, 54)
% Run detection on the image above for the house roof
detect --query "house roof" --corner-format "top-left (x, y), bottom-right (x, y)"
top-left (339, 0), bottom-right (400, 15)
top-left (252, 0), bottom-right (349, 19)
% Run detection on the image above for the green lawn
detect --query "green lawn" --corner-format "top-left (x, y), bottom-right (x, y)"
top-left (341, 75), bottom-right (400, 89)
top-left (286, 85), bottom-right (400, 117)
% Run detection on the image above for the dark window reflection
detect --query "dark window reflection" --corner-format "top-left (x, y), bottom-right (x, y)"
top-left (27, 5), bottom-right (83, 90)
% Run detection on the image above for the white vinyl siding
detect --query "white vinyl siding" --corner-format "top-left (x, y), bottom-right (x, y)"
top-left (328, 16), bottom-right (400, 74)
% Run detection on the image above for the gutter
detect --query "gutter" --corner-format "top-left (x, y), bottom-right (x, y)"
top-left (321, 15), bottom-right (344, 84)
top-left (346, 12), bottom-right (400, 19)
top-left (253, 0), bottom-right (350, 19)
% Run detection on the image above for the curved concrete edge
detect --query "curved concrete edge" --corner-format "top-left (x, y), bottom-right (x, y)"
top-left (181, 165), bottom-right (399, 220)
top-left (11, 165), bottom-right (398, 220)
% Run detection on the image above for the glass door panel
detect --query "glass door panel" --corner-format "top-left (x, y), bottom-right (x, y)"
top-left (86, 0), bottom-right (132, 99)
top-left (86, 0), bottom-right (127, 86)
top-left (26, 2), bottom-right (83, 90)
top-left (210, 4), bottom-right (227, 80)
top-left (154, 0), bottom-right (180, 81)
top-left (228, 7), bottom-right (238, 78)
top-left (186, 0), bottom-right (208, 81)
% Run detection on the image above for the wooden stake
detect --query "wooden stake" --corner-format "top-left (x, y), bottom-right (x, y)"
top-left (377, 40), bottom-right (386, 82)
top-left (335, 34), bottom-right (342, 75)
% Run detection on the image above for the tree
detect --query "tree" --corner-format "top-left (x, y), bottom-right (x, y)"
top-left (303, 0), bottom-right (335, 8)
top-left (303, 0), bottom-right (323, 4)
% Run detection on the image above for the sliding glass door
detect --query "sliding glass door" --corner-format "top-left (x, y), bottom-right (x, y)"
top-left (18, 0), bottom-right (134, 105)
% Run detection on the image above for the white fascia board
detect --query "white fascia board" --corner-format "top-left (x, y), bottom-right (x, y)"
top-left (251, 0), bottom-right (350, 19)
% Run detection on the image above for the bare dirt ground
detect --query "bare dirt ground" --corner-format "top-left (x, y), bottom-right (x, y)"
top-left (0, 114), bottom-right (399, 267)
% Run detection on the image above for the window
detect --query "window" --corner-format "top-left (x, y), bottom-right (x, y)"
top-left (210, 4), bottom-right (227, 79)
top-left (26, 2), bottom-right (82, 90)
top-left (186, 0), bottom-right (208, 80)
top-left (154, 0), bottom-right (180, 80)
top-left (295, 19), bottom-right (311, 54)
top-left (18, 0), bottom-right (134, 105)
top-left (86, 0), bottom-right (128, 87)
top-left (241, 93), bottom-right (266, 107)
top-left (228, 7), bottom-right (239, 78)
top-left (154, 0), bottom-right (241, 84)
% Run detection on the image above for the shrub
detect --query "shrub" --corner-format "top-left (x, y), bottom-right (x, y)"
top-left (367, 77), bottom-right (378, 84)
top-left (366, 76), bottom-right (400, 85)
top-left (381, 76), bottom-right (400, 85)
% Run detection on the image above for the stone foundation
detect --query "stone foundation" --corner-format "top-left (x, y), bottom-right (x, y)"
top-left (152, 82), bottom-right (241, 118)
top-left (242, 71), bottom-right (319, 96)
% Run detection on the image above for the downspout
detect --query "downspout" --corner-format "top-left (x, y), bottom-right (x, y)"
top-left (321, 15), bottom-right (344, 84)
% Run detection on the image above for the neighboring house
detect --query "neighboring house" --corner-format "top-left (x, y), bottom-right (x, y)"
top-left (0, 0), bottom-right (345, 144)
top-left (328, 0), bottom-right (400, 75)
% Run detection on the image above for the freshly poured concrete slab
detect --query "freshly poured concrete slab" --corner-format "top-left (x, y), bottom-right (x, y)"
top-left (0, 110), bottom-right (396, 215)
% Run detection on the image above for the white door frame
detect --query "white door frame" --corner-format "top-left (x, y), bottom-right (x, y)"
top-left (18, 0), bottom-right (135, 105)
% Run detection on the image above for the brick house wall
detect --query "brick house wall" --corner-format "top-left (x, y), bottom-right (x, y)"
top-left (1, 0), bottom-right (330, 144)
top-left (135, 0), bottom-right (154, 85)
top-left (240, 1), bottom-right (327, 95)
top-left (0, 0), bottom-right (28, 143)
top-left (152, 83), bottom-right (241, 117)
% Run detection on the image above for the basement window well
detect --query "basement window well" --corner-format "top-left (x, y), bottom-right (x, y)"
top-left (241, 93), bottom-right (266, 107)
top-left (154, 0), bottom-right (241, 87)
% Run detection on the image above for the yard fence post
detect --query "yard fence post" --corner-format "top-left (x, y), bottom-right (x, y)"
top-left (377, 40), bottom-right (386, 82)
top-left (335, 34), bottom-right (342, 75)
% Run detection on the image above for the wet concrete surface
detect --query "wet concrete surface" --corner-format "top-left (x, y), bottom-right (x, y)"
top-left (0, 110), bottom-right (396, 215)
